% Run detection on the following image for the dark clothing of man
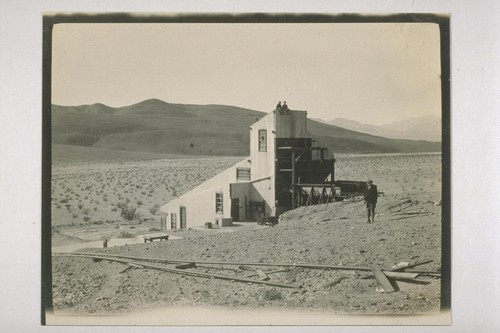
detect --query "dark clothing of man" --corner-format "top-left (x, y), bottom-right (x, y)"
top-left (282, 102), bottom-right (290, 114)
top-left (364, 184), bottom-right (378, 223)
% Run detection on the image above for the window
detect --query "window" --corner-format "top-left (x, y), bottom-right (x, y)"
top-left (258, 129), bottom-right (267, 152)
top-left (236, 167), bottom-right (251, 181)
top-left (215, 192), bottom-right (223, 214)
top-left (170, 213), bottom-right (177, 229)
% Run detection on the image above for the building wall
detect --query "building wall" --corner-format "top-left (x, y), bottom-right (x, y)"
top-left (249, 112), bottom-right (276, 182)
top-left (250, 177), bottom-right (275, 217)
top-left (161, 110), bottom-right (313, 227)
top-left (229, 182), bottom-right (251, 221)
top-left (160, 158), bottom-right (251, 229)
top-left (275, 111), bottom-right (309, 138)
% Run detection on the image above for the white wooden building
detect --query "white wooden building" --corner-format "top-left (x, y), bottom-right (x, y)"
top-left (160, 109), bottom-right (337, 230)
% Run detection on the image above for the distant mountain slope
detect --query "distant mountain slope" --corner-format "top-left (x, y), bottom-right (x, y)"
top-left (328, 115), bottom-right (441, 141)
top-left (51, 99), bottom-right (441, 156)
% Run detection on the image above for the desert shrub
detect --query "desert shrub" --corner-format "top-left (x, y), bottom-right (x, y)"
top-left (60, 199), bottom-right (68, 203)
top-left (120, 205), bottom-right (142, 221)
top-left (83, 216), bottom-right (91, 222)
top-left (149, 204), bottom-right (160, 215)
top-left (137, 200), bottom-right (143, 206)
top-left (120, 206), bottom-right (136, 220)
top-left (149, 227), bottom-right (160, 232)
top-left (78, 204), bottom-right (83, 210)
top-left (119, 231), bottom-right (135, 238)
top-left (82, 208), bottom-right (90, 215)
top-left (72, 214), bottom-right (78, 219)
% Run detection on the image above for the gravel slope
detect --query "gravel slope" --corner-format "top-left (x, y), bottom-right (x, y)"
top-left (52, 193), bottom-right (443, 316)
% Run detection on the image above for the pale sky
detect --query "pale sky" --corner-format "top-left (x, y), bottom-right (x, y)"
top-left (52, 22), bottom-right (441, 125)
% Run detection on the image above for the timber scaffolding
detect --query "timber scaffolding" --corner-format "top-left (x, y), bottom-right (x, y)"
top-left (276, 146), bottom-right (367, 210)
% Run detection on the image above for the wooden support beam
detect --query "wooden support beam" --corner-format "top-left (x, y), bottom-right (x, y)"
top-left (370, 265), bottom-right (396, 293)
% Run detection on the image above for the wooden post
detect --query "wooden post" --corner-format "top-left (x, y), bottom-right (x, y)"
top-left (244, 195), bottom-right (248, 220)
top-left (370, 265), bottom-right (396, 293)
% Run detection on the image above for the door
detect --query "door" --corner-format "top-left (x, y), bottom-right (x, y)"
top-left (160, 216), bottom-right (166, 230)
top-left (180, 206), bottom-right (186, 229)
top-left (231, 198), bottom-right (240, 222)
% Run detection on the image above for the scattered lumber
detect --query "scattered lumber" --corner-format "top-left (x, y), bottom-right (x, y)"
top-left (393, 211), bottom-right (429, 216)
top-left (120, 263), bottom-right (143, 274)
top-left (390, 260), bottom-right (433, 272)
top-left (56, 252), bottom-right (373, 271)
top-left (370, 265), bottom-right (395, 293)
top-left (175, 263), bottom-right (196, 270)
top-left (388, 199), bottom-right (412, 210)
top-left (256, 270), bottom-right (270, 281)
top-left (55, 253), bottom-right (301, 289)
top-left (389, 214), bottom-right (430, 221)
top-left (246, 269), bottom-right (290, 278)
top-left (361, 271), bottom-right (419, 280)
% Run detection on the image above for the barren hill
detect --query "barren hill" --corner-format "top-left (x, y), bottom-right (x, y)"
top-left (52, 99), bottom-right (441, 156)
top-left (329, 116), bottom-right (441, 142)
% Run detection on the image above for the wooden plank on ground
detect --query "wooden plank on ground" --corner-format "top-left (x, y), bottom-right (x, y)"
top-left (361, 271), bottom-right (419, 280)
top-left (175, 262), bottom-right (196, 269)
top-left (370, 265), bottom-right (395, 293)
top-left (256, 269), bottom-right (270, 281)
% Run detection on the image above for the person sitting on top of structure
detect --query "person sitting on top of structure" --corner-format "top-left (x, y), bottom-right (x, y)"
top-left (282, 100), bottom-right (290, 114)
top-left (276, 101), bottom-right (282, 114)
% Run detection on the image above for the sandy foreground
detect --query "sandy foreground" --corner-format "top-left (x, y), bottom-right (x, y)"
top-left (48, 153), bottom-right (446, 325)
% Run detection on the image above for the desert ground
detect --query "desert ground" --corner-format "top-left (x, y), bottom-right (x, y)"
top-left (50, 151), bottom-right (443, 323)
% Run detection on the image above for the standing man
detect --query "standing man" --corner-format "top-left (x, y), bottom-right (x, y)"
top-left (364, 180), bottom-right (378, 223)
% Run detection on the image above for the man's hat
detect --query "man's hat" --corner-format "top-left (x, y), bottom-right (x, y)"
top-left (367, 180), bottom-right (373, 184)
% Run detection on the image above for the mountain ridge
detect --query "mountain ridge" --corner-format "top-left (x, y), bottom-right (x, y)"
top-left (328, 115), bottom-right (441, 141)
top-left (51, 99), bottom-right (441, 157)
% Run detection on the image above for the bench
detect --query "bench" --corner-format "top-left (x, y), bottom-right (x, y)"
top-left (143, 234), bottom-right (169, 243)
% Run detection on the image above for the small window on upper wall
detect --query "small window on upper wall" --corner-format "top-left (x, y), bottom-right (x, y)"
top-left (258, 129), bottom-right (267, 152)
top-left (236, 167), bottom-right (251, 180)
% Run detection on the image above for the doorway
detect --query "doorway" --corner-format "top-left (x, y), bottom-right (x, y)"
top-left (231, 198), bottom-right (240, 222)
top-left (180, 206), bottom-right (186, 229)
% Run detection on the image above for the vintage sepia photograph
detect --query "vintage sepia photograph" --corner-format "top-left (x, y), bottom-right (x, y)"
top-left (42, 13), bottom-right (450, 325)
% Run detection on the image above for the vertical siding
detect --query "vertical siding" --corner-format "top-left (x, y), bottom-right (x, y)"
top-left (275, 111), bottom-right (309, 139)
